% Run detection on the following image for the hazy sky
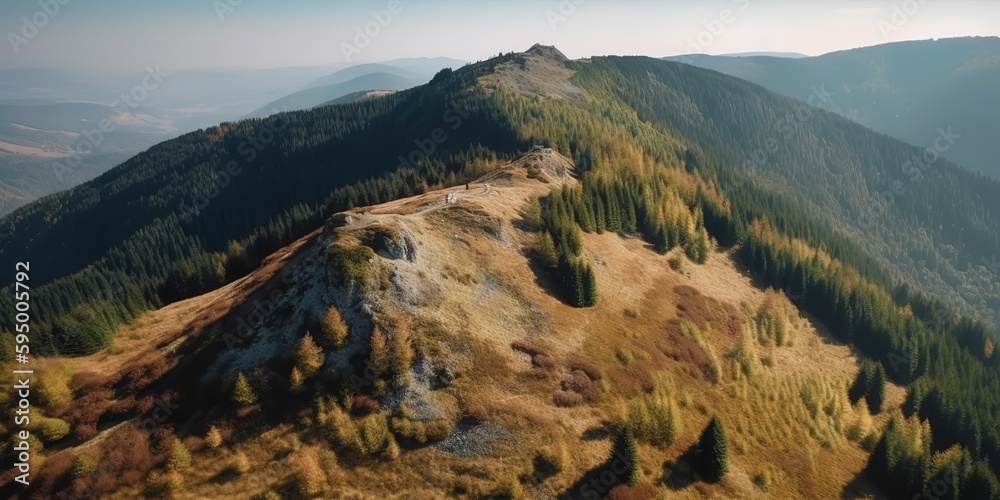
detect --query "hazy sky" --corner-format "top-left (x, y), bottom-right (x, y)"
top-left (2, 0), bottom-right (999, 71)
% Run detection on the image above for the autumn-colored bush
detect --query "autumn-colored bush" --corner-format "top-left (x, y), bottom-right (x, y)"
top-left (352, 394), bottom-right (380, 415)
top-left (532, 353), bottom-right (557, 370)
top-left (31, 416), bottom-right (71, 443)
top-left (66, 388), bottom-right (115, 441)
top-left (568, 360), bottom-right (603, 381)
top-left (553, 390), bottom-right (585, 407)
top-left (89, 425), bottom-right (155, 495)
top-left (563, 370), bottom-right (597, 401)
top-left (462, 402), bottom-right (489, 423)
top-left (511, 339), bottom-right (549, 358)
top-left (294, 448), bottom-right (327, 497)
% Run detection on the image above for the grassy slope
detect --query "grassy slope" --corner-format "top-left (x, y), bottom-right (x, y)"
top-left (12, 153), bottom-right (894, 499)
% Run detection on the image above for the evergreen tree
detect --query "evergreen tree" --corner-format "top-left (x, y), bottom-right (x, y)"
top-left (232, 371), bottom-right (257, 406)
top-left (696, 417), bottom-right (729, 482)
top-left (849, 361), bottom-right (874, 404)
top-left (582, 263), bottom-right (598, 307)
top-left (613, 427), bottom-right (641, 487)
top-left (869, 362), bottom-right (887, 414)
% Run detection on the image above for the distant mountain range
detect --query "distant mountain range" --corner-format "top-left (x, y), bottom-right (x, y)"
top-left (245, 57), bottom-right (464, 118)
top-left (667, 36), bottom-right (1000, 178)
top-left (245, 73), bottom-right (419, 118)
top-left (0, 58), bottom-right (465, 214)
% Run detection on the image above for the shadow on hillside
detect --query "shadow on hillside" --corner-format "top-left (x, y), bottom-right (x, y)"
top-left (840, 470), bottom-right (879, 499)
top-left (524, 249), bottom-right (574, 307)
top-left (661, 446), bottom-right (700, 491)
top-left (560, 453), bottom-right (627, 499)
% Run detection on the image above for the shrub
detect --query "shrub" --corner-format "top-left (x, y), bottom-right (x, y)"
top-left (328, 244), bottom-right (375, 285)
top-left (511, 339), bottom-right (549, 358)
top-left (294, 449), bottom-right (326, 497)
top-left (390, 416), bottom-right (453, 445)
top-left (31, 416), bottom-right (71, 443)
top-left (617, 347), bottom-right (636, 366)
top-left (352, 394), bottom-right (380, 415)
top-left (389, 319), bottom-right (415, 376)
top-left (668, 255), bottom-right (684, 272)
top-left (627, 375), bottom-right (683, 448)
top-left (553, 390), bottom-right (584, 407)
top-left (151, 470), bottom-right (185, 497)
top-left (532, 353), bottom-right (557, 370)
top-left (569, 360), bottom-right (603, 381)
top-left (37, 368), bottom-right (74, 408)
top-left (321, 307), bottom-right (350, 348)
top-left (232, 451), bottom-right (251, 474)
top-left (369, 326), bottom-right (390, 377)
top-left (462, 402), bottom-right (489, 423)
top-left (563, 370), bottom-right (597, 401)
top-left (70, 453), bottom-right (99, 478)
top-left (358, 414), bottom-right (392, 454)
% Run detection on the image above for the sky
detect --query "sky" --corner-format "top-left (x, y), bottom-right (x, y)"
top-left (2, 0), bottom-right (999, 71)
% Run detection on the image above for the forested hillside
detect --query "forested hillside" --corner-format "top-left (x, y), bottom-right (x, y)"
top-left (0, 76), bottom-right (520, 355)
top-left (2, 45), bottom-right (1000, 497)
top-left (669, 37), bottom-right (1000, 178)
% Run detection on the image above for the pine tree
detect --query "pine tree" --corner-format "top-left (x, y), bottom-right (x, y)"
top-left (696, 417), bottom-right (729, 482)
top-left (232, 371), bottom-right (258, 406)
top-left (613, 427), bottom-right (641, 487)
top-left (849, 361), bottom-right (874, 404)
top-left (868, 362), bottom-right (887, 414)
top-left (583, 263), bottom-right (598, 307)
top-left (538, 231), bottom-right (559, 268)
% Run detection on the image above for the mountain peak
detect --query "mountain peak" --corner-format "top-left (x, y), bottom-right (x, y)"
top-left (525, 43), bottom-right (568, 61)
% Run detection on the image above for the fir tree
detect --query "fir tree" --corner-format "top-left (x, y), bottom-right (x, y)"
top-left (613, 427), bottom-right (641, 487)
top-left (868, 362), bottom-right (887, 414)
top-left (696, 417), bottom-right (729, 482)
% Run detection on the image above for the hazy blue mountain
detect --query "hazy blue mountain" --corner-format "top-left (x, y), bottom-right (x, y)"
top-left (666, 37), bottom-right (1000, 178)
top-left (717, 51), bottom-right (810, 58)
top-left (245, 72), bottom-right (420, 118)
top-left (302, 63), bottom-right (420, 89)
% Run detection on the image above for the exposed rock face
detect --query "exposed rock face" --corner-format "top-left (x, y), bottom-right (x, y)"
top-left (526, 43), bottom-right (570, 62)
top-left (372, 226), bottom-right (417, 262)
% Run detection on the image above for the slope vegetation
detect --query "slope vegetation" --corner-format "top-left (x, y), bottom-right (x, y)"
top-left (4, 151), bottom-right (891, 499)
